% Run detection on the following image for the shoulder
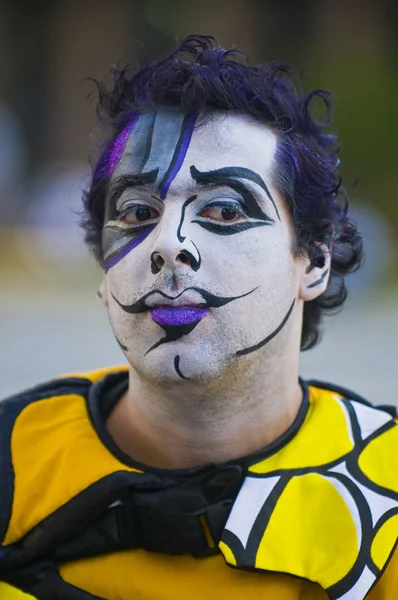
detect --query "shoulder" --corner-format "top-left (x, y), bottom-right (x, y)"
top-left (0, 365), bottom-right (129, 460)
top-left (221, 379), bottom-right (398, 599)
top-left (306, 379), bottom-right (398, 443)
top-left (0, 365), bottom-right (128, 544)
top-left (0, 365), bottom-right (129, 416)
top-left (307, 379), bottom-right (397, 419)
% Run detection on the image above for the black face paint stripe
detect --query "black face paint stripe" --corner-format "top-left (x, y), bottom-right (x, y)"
top-left (177, 195), bottom-right (198, 242)
top-left (236, 299), bottom-right (295, 356)
top-left (115, 336), bottom-right (128, 351)
top-left (143, 111), bottom-right (189, 189)
top-left (159, 112), bottom-right (197, 199)
top-left (111, 285), bottom-right (258, 314)
top-left (191, 241), bottom-right (202, 270)
top-left (190, 165), bottom-right (281, 222)
top-left (137, 112), bottom-right (157, 173)
top-left (192, 220), bottom-right (271, 236)
top-left (174, 355), bottom-right (189, 380)
top-left (180, 249), bottom-right (201, 272)
top-left (145, 320), bottom-right (201, 355)
top-left (307, 269), bottom-right (329, 289)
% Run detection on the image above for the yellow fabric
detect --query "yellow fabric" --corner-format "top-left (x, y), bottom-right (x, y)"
top-left (1, 367), bottom-right (397, 600)
top-left (57, 364), bottom-right (129, 383)
top-left (59, 549), bottom-right (328, 600)
top-left (371, 515), bottom-right (398, 571)
top-left (358, 425), bottom-right (398, 494)
top-left (249, 387), bottom-right (353, 474)
top-left (368, 544), bottom-right (398, 599)
top-left (218, 541), bottom-right (236, 566)
top-left (0, 583), bottom-right (36, 599)
top-left (3, 551), bottom-right (398, 600)
top-left (255, 473), bottom-right (359, 588)
top-left (4, 393), bottom-right (141, 545)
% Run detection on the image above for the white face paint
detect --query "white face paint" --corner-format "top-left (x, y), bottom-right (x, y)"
top-left (100, 110), bottom-right (312, 383)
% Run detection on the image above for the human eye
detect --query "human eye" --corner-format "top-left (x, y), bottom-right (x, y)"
top-left (199, 201), bottom-right (246, 223)
top-left (117, 203), bottom-right (160, 226)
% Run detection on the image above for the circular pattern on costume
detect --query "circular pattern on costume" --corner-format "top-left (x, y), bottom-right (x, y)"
top-left (221, 388), bottom-right (398, 600)
top-left (358, 426), bottom-right (398, 494)
top-left (371, 514), bottom-right (398, 571)
top-left (255, 473), bottom-right (359, 588)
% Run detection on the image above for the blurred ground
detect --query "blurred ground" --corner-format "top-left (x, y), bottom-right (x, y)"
top-left (1, 264), bottom-right (396, 406)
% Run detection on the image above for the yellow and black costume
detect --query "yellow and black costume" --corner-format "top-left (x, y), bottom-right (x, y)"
top-left (0, 366), bottom-right (397, 600)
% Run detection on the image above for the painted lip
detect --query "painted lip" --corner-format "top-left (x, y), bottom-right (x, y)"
top-left (145, 292), bottom-right (207, 309)
top-left (150, 306), bottom-right (209, 326)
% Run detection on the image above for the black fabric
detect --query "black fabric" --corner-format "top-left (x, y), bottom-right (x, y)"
top-left (98, 376), bottom-right (129, 421)
top-left (88, 372), bottom-right (311, 474)
top-left (1, 561), bottom-right (105, 600)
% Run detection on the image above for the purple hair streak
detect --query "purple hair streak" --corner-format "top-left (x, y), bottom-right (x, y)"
top-left (106, 113), bottom-right (139, 176)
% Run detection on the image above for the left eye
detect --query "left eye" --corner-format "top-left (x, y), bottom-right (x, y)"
top-left (120, 205), bottom-right (159, 225)
top-left (199, 205), bottom-right (243, 222)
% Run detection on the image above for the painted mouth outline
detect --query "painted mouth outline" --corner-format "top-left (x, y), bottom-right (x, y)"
top-left (111, 285), bottom-right (259, 355)
top-left (111, 286), bottom-right (259, 314)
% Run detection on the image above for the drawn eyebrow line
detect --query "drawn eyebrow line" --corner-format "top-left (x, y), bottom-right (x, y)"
top-left (108, 170), bottom-right (160, 205)
top-left (190, 165), bottom-right (281, 221)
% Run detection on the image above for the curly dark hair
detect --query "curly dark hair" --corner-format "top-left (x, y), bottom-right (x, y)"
top-left (82, 34), bottom-right (363, 350)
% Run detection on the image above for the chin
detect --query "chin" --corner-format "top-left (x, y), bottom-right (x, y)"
top-left (129, 343), bottom-right (226, 385)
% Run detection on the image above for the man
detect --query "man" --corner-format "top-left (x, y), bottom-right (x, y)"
top-left (0, 35), bottom-right (397, 600)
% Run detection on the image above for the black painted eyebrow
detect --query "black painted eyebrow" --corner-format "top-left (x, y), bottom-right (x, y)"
top-left (108, 170), bottom-right (159, 205)
top-left (190, 165), bottom-right (281, 221)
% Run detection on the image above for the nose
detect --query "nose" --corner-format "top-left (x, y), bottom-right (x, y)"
top-left (149, 205), bottom-right (201, 274)
top-left (150, 248), bottom-right (200, 273)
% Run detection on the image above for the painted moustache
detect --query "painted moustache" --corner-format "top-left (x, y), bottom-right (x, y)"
top-left (112, 287), bottom-right (257, 323)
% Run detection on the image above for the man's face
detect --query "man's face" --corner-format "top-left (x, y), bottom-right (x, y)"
top-left (100, 110), bottom-right (305, 382)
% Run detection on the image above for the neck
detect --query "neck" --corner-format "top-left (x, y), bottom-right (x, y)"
top-left (106, 350), bottom-right (303, 470)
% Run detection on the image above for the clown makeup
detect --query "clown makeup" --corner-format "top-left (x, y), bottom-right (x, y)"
top-left (101, 110), bottom-right (305, 382)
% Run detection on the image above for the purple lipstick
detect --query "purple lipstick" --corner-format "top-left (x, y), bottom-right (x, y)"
top-left (150, 306), bottom-right (209, 327)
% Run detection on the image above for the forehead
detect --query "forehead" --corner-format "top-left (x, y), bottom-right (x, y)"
top-left (112, 110), bottom-right (278, 190)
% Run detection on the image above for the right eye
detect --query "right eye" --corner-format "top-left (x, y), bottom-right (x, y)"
top-left (119, 205), bottom-right (160, 225)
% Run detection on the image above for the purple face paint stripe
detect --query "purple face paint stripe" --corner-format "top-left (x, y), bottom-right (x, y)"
top-left (159, 112), bottom-right (198, 200)
top-left (104, 226), bottom-right (155, 272)
top-left (106, 113), bottom-right (140, 176)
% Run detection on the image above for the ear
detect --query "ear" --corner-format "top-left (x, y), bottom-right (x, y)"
top-left (299, 244), bottom-right (331, 302)
top-left (97, 276), bottom-right (109, 308)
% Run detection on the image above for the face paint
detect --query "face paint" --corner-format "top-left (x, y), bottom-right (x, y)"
top-left (235, 299), bottom-right (296, 356)
top-left (103, 111), bottom-right (302, 382)
top-left (111, 285), bottom-right (258, 355)
top-left (159, 113), bottom-right (197, 199)
top-left (174, 355), bottom-right (189, 380)
top-left (106, 114), bottom-right (139, 176)
top-left (150, 307), bottom-right (209, 327)
top-left (307, 268), bottom-right (329, 289)
top-left (191, 165), bottom-right (281, 222)
top-left (102, 111), bottom-right (198, 272)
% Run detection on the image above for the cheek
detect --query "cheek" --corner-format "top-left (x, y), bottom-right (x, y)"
top-left (104, 245), bottom-right (150, 297)
top-left (203, 229), bottom-right (296, 288)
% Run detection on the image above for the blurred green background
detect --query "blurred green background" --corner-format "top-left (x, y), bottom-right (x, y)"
top-left (0, 0), bottom-right (397, 401)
